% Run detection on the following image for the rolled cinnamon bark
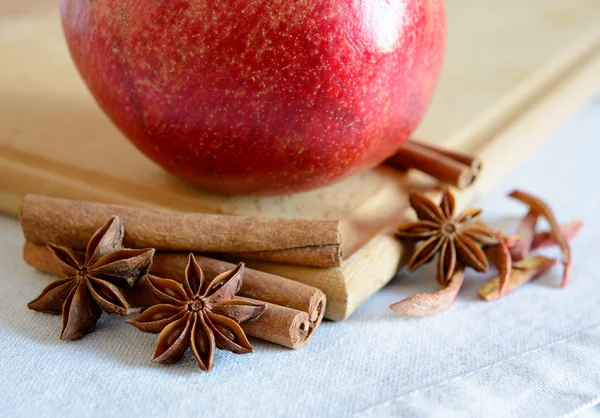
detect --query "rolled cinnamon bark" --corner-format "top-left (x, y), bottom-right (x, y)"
top-left (20, 195), bottom-right (342, 267)
top-left (240, 299), bottom-right (312, 349)
top-left (387, 140), bottom-right (480, 189)
top-left (150, 252), bottom-right (326, 324)
top-left (23, 241), bottom-right (326, 349)
top-left (408, 140), bottom-right (483, 175)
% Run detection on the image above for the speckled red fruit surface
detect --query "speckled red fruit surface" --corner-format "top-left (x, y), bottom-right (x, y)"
top-left (60, 0), bottom-right (445, 195)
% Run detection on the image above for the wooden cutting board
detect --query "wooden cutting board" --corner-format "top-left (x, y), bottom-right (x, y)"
top-left (1, 0), bottom-right (600, 320)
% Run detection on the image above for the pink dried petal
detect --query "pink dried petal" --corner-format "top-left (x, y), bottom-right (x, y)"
top-left (509, 210), bottom-right (539, 261)
top-left (389, 268), bottom-right (465, 317)
top-left (478, 256), bottom-right (558, 301)
top-left (509, 190), bottom-right (572, 287)
top-left (530, 220), bottom-right (582, 252)
top-left (485, 234), bottom-right (512, 296)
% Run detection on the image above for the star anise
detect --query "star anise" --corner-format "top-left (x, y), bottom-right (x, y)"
top-left (396, 189), bottom-right (498, 286)
top-left (27, 217), bottom-right (155, 340)
top-left (127, 255), bottom-right (266, 372)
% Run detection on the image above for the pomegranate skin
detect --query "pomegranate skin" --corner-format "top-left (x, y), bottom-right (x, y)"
top-left (60, 0), bottom-right (445, 194)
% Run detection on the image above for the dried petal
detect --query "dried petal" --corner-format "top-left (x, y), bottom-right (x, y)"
top-left (146, 275), bottom-right (187, 306)
top-left (530, 220), bottom-right (583, 252)
top-left (455, 208), bottom-right (482, 223)
top-left (406, 236), bottom-right (444, 272)
top-left (203, 263), bottom-right (244, 303)
top-left (208, 299), bottom-right (267, 324)
top-left (184, 254), bottom-right (205, 298)
top-left (439, 188), bottom-right (456, 218)
top-left (27, 277), bottom-right (76, 314)
top-left (455, 233), bottom-right (489, 272)
top-left (485, 236), bottom-right (512, 296)
top-left (60, 281), bottom-right (102, 340)
top-left (509, 210), bottom-right (539, 261)
top-left (190, 313), bottom-right (215, 372)
top-left (478, 256), bottom-right (558, 301)
top-left (390, 268), bottom-right (465, 316)
top-left (205, 311), bottom-right (253, 354)
top-left (47, 245), bottom-right (83, 276)
top-left (89, 248), bottom-right (155, 287)
top-left (396, 221), bottom-right (439, 240)
top-left (86, 277), bottom-right (131, 315)
top-left (437, 238), bottom-right (456, 287)
top-left (85, 217), bottom-right (124, 266)
top-left (509, 190), bottom-right (572, 287)
top-left (409, 192), bottom-right (444, 222)
top-left (127, 304), bottom-right (186, 333)
top-left (152, 314), bottom-right (192, 364)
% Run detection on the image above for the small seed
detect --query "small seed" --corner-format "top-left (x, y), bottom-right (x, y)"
top-left (195, 332), bottom-right (209, 356)
top-left (166, 325), bottom-right (184, 346)
top-left (214, 324), bottom-right (237, 342)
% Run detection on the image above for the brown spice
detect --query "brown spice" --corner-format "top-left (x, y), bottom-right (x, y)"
top-left (128, 255), bottom-right (265, 372)
top-left (530, 220), bottom-right (582, 253)
top-left (20, 195), bottom-right (343, 268)
top-left (396, 189), bottom-right (498, 287)
top-left (393, 189), bottom-right (581, 316)
top-left (387, 140), bottom-right (481, 189)
top-left (23, 242), bottom-right (326, 350)
top-left (508, 190), bottom-right (572, 287)
top-left (27, 217), bottom-right (154, 340)
top-left (478, 256), bottom-right (558, 301)
top-left (389, 267), bottom-right (465, 316)
top-left (484, 234), bottom-right (512, 296)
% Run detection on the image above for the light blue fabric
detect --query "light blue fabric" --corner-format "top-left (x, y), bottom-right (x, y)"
top-left (0, 98), bottom-right (599, 417)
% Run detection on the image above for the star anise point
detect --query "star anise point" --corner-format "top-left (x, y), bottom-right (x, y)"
top-left (129, 255), bottom-right (265, 372)
top-left (28, 217), bottom-right (155, 340)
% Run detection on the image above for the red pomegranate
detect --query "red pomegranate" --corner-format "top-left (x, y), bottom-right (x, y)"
top-left (60, 0), bottom-right (445, 194)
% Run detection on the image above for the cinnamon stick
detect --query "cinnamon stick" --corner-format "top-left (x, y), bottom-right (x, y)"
top-left (23, 241), bottom-right (326, 349)
top-left (387, 140), bottom-right (480, 189)
top-left (150, 252), bottom-right (326, 325)
top-left (20, 195), bottom-right (342, 267)
top-left (408, 140), bottom-right (483, 175)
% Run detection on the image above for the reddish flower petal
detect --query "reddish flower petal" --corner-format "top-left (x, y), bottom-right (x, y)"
top-left (485, 236), bottom-right (512, 296)
top-left (509, 190), bottom-right (573, 287)
top-left (509, 210), bottom-right (539, 261)
top-left (478, 256), bottom-right (558, 301)
top-left (390, 268), bottom-right (465, 317)
top-left (530, 220), bottom-right (583, 252)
